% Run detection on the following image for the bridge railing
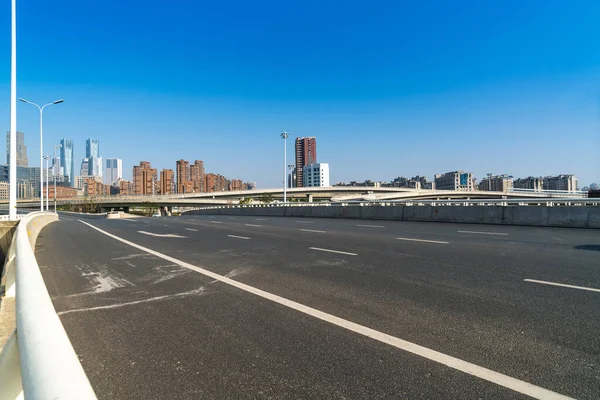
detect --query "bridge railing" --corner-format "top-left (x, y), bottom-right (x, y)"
top-left (186, 197), bottom-right (599, 211)
top-left (0, 212), bottom-right (97, 399)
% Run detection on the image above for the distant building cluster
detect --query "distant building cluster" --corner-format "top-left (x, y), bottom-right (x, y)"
top-left (335, 171), bottom-right (579, 192)
top-left (129, 159), bottom-right (255, 196)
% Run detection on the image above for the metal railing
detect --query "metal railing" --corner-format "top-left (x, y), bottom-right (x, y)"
top-left (0, 212), bottom-right (96, 399)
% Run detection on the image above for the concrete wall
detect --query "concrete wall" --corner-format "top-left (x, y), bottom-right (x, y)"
top-left (185, 205), bottom-right (600, 229)
top-left (0, 222), bottom-right (18, 277)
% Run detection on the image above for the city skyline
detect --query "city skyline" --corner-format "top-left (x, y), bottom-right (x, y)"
top-left (2, 1), bottom-right (599, 187)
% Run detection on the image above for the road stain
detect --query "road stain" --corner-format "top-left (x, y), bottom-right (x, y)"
top-left (57, 285), bottom-right (210, 315)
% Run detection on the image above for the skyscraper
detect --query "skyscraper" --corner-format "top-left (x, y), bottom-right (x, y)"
top-left (189, 160), bottom-right (205, 192)
top-left (104, 158), bottom-right (123, 185)
top-left (80, 158), bottom-right (90, 176)
top-left (60, 139), bottom-right (75, 187)
top-left (159, 169), bottom-right (175, 194)
top-left (133, 161), bottom-right (157, 195)
top-left (86, 138), bottom-right (99, 159)
top-left (6, 131), bottom-right (28, 167)
top-left (294, 137), bottom-right (317, 188)
top-left (176, 159), bottom-right (190, 193)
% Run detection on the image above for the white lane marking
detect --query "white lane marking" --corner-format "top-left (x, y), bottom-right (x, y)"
top-left (137, 231), bottom-right (187, 238)
top-left (78, 219), bottom-right (575, 400)
top-left (227, 235), bottom-right (250, 240)
top-left (121, 219), bottom-right (138, 222)
top-left (294, 220), bottom-right (313, 224)
top-left (255, 218), bottom-right (268, 221)
top-left (185, 228), bottom-right (198, 232)
top-left (300, 229), bottom-right (326, 234)
top-left (524, 279), bottom-right (600, 293)
top-left (60, 217), bottom-right (74, 221)
top-left (357, 224), bottom-right (385, 228)
top-left (245, 224), bottom-right (262, 227)
top-left (457, 230), bottom-right (508, 236)
top-left (396, 237), bottom-right (449, 244)
top-left (210, 221), bottom-right (222, 224)
top-left (309, 247), bottom-right (357, 256)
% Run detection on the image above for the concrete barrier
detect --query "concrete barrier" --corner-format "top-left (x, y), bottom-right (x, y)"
top-left (0, 212), bottom-right (97, 399)
top-left (184, 205), bottom-right (600, 228)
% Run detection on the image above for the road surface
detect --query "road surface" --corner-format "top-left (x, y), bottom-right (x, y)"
top-left (35, 215), bottom-right (600, 399)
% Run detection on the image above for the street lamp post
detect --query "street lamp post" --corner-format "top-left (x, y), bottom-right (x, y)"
top-left (19, 98), bottom-right (64, 211)
top-left (54, 144), bottom-right (62, 212)
top-left (43, 155), bottom-right (50, 210)
top-left (487, 173), bottom-right (492, 191)
top-left (280, 132), bottom-right (289, 203)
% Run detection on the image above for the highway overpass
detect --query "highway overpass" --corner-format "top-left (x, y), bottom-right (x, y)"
top-left (0, 186), bottom-right (585, 212)
top-left (17, 213), bottom-right (597, 399)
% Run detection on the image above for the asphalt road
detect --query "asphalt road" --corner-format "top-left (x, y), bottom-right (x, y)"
top-left (35, 214), bottom-right (600, 399)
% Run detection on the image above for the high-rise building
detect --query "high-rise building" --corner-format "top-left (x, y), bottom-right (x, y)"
top-left (190, 160), bottom-right (205, 193)
top-left (434, 171), bottom-right (476, 191)
top-left (159, 169), bottom-right (175, 194)
top-left (294, 137), bottom-right (317, 188)
top-left (60, 139), bottom-right (75, 187)
top-left (6, 131), bottom-right (28, 167)
top-left (88, 156), bottom-right (103, 178)
top-left (133, 161), bottom-right (157, 195)
top-left (543, 175), bottom-right (578, 192)
top-left (80, 158), bottom-right (90, 176)
top-left (303, 163), bottom-right (330, 187)
top-left (478, 174), bottom-right (514, 192)
top-left (205, 173), bottom-right (228, 192)
top-left (513, 176), bottom-right (543, 191)
top-left (104, 158), bottom-right (123, 185)
top-left (176, 159), bottom-right (190, 193)
top-left (86, 138), bottom-right (100, 159)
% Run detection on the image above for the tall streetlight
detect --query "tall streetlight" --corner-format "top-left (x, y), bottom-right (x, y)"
top-left (8, 0), bottom-right (17, 220)
top-left (53, 144), bottom-right (62, 212)
top-left (280, 132), bottom-right (289, 203)
top-left (43, 155), bottom-right (50, 210)
top-left (19, 97), bottom-right (64, 211)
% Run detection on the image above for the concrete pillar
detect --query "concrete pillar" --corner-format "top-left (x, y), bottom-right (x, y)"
top-left (159, 206), bottom-right (172, 217)
top-left (307, 194), bottom-right (313, 203)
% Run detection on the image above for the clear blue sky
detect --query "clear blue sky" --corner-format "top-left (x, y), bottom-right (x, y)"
top-left (1, 0), bottom-right (599, 187)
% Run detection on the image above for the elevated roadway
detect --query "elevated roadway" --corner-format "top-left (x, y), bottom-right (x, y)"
top-left (33, 213), bottom-right (600, 399)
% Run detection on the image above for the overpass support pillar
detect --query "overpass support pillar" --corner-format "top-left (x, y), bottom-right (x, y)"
top-left (307, 194), bottom-right (314, 203)
top-left (123, 206), bottom-right (130, 214)
top-left (159, 206), bottom-right (171, 217)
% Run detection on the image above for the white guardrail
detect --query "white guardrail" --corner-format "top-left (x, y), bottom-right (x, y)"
top-left (0, 212), bottom-right (96, 399)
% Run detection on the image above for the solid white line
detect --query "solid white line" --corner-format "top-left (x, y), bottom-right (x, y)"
top-left (227, 235), bottom-right (250, 240)
top-left (524, 279), bottom-right (600, 293)
top-left (210, 221), bottom-right (222, 224)
top-left (245, 224), bottom-right (262, 227)
top-left (309, 247), bottom-right (357, 256)
top-left (60, 217), bottom-right (74, 221)
top-left (300, 229), bottom-right (326, 233)
top-left (357, 224), bottom-right (385, 228)
top-left (396, 237), bottom-right (449, 244)
top-left (185, 228), bottom-right (198, 232)
top-left (255, 218), bottom-right (268, 221)
top-left (294, 220), bottom-right (313, 224)
top-left (457, 230), bottom-right (508, 236)
top-left (78, 219), bottom-right (574, 400)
